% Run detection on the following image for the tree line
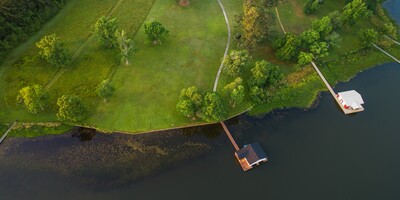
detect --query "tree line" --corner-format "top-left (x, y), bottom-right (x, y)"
top-left (0, 0), bottom-right (65, 62)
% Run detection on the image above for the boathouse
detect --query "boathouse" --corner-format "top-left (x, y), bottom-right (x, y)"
top-left (235, 143), bottom-right (268, 171)
top-left (337, 90), bottom-right (365, 110)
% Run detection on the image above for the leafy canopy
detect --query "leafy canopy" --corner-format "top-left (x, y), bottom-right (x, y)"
top-left (17, 85), bottom-right (47, 114)
top-left (36, 34), bottom-right (71, 68)
top-left (93, 16), bottom-right (118, 48)
top-left (57, 95), bottom-right (88, 122)
top-left (143, 20), bottom-right (169, 44)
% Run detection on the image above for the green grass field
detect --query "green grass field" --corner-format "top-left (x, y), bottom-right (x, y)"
top-left (0, 0), bottom-right (245, 133)
top-left (1, 0), bottom-right (399, 134)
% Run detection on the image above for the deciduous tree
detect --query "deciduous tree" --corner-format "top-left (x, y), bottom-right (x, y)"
top-left (115, 30), bottom-right (134, 65)
top-left (223, 50), bottom-right (251, 77)
top-left (143, 20), bottom-right (169, 45)
top-left (176, 86), bottom-right (202, 118)
top-left (342, 0), bottom-right (370, 25)
top-left (36, 34), bottom-right (71, 68)
top-left (359, 28), bottom-right (379, 48)
top-left (201, 92), bottom-right (226, 122)
top-left (17, 85), bottom-right (47, 114)
top-left (96, 79), bottom-right (115, 102)
top-left (57, 95), bottom-right (88, 122)
top-left (93, 17), bottom-right (118, 48)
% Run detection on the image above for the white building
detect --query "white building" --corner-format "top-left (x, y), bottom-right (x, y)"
top-left (337, 90), bottom-right (365, 110)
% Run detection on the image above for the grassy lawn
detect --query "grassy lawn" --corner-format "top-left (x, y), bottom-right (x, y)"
top-left (86, 0), bottom-right (245, 132)
top-left (0, 0), bottom-right (155, 127)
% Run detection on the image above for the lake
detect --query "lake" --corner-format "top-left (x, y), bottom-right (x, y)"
top-left (1, 1), bottom-right (400, 199)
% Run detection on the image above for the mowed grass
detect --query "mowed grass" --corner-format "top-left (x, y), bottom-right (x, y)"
top-left (86, 0), bottom-right (243, 132)
top-left (0, 0), bottom-right (154, 124)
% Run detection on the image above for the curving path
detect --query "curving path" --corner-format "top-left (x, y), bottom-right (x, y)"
top-left (275, 6), bottom-right (287, 34)
top-left (213, 0), bottom-right (231, 92)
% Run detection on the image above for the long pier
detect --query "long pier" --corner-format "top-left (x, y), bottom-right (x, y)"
top-left (373, 44), bottom-right (400, 64)
top-left (220, 122), bottom-right (239, 151)
top-left (0, 122), bottom-right (17, 144)
top-left (384, 35), bottom-right (400, 46)
top-left (310, 62), bottom-right (364, 114)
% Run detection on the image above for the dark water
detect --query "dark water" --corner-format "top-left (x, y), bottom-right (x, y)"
top-left (1, 2), bottom-right (400, 199)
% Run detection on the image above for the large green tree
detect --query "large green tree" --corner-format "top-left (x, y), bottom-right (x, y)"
top-left (96, 79), bottom-right (115, 102)
top-left (115, 30), bottom-right (134, 65)
top-left (176, 86), bottom-right (202, 118)
top-left (304, 0), bottom-right (323, 14)
top-left (359, 28), bottom-right (379, 48)
top-left (276, 33), bottom-right (300, 61)
top-left (17, 85), bottom-right (47, 114)
top-left (224, 77), bottom-right (245, 107)
top-left (342, 0), bottom-right (370, 25)
top-left (311, 16), bottom-right (333, 39)
top-left (57, 95), bottom-right (88, 122)
top-left (223, 50), bottom-right (251, 77)
top-left (36, 34), bottom-right (71, 68)
top-left (201, 92), bottom-right (226, 122)
top-left (93, 16), bottom-right (118, 48)
top-left (239, 0), bottom-right (273, 49)
top-left (143, 21), bottom-right (169, 44)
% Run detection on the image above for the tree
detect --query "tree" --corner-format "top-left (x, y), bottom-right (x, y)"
top-left (115, 30), bottom-right (134, 65)
top-left (223, 50), bottom-right (251, 77)
top-left (328, 10), bottom-right (343, 30)
top-left (230, 85), bottom-right (245, 107)
top-left (224, 77), bottom-right (243, 92)
top-left (342, 0), bottom-right (370, 26)
top-left (239, 0), bottom-right (273, 49)
top-left (300, 29), bottom-right (320, 48)
top-left (304, 0), bottom-right (323, 14)
top-left (310, 42), bottom-right (329, 58)
top-left (297, 51), bottom-right (314, 66)
top-left (93, 17), bottom-right (118, 48)
top-left (17, 85), bottom-right (47, 114)
top-left (201, 92), bottom-right (226, 122)
top-left (251, 60), bottom-right (268, 86)
top-left (251, 60), bottom-right (284, 87)
top-left (143, 20), bottom-right (169, 44)
top-left (176, 86), bottom-right (202, 118)
top-left (249, 85), bottom-right (267, 105)
top-left (359, 28), bottom-right (379, 48)
top-left (276, 33), bottom-right (300, 61)
top-left (36, 34), bottom-right (71, 68)
top-left (325, 32), bottom-right (342, 48)
top-left (57, 95), bottom-right (88, 122)
top-left (224, 77), bottom-right (245, 107)
top-left (311, 16), bottom-right (333, 39)
top-left (96, 79), bottom-right (115, 102)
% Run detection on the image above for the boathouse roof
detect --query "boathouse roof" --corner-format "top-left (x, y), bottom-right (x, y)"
top-left (338, 90), bottom-right (364, 109)
top-left (236, 143), bottom-right (267, 166)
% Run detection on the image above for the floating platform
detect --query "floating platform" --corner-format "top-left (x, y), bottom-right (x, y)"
top-left (220, 122), bottom-right (268, 171)
top-left (235, 143), bottom-right (268, 171)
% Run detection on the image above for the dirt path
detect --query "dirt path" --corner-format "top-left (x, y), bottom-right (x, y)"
top-left (275, 6), bottom-right (287, 34)
top-left (213, 0), bottom-right (231, 92)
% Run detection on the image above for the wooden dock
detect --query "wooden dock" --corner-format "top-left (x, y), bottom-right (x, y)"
top-left (0, 122), bottom-right (17, 144)
top-left (311, 62), bottom-right (364, 114)
top-left (373, 44), bottom-right (400, 64)
top-left (220, 122), bottom-right (239, 151)
top-left (384, 35), bottom-right (400, 46)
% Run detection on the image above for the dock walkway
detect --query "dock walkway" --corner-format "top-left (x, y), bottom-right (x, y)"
top-left (0, 122), bottom-right (17, 144)
top-left (220, 122), bottom-right (239, 151)
top-left (384, 35), bottom-right (400, 46)
top-left (373, 44), bottom-right (400, 64)
top-left (310, 62), bottom-right (364, 114)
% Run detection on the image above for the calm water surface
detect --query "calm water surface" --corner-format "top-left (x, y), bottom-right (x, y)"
top-left (1, 1), bottom-right (400, 199)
